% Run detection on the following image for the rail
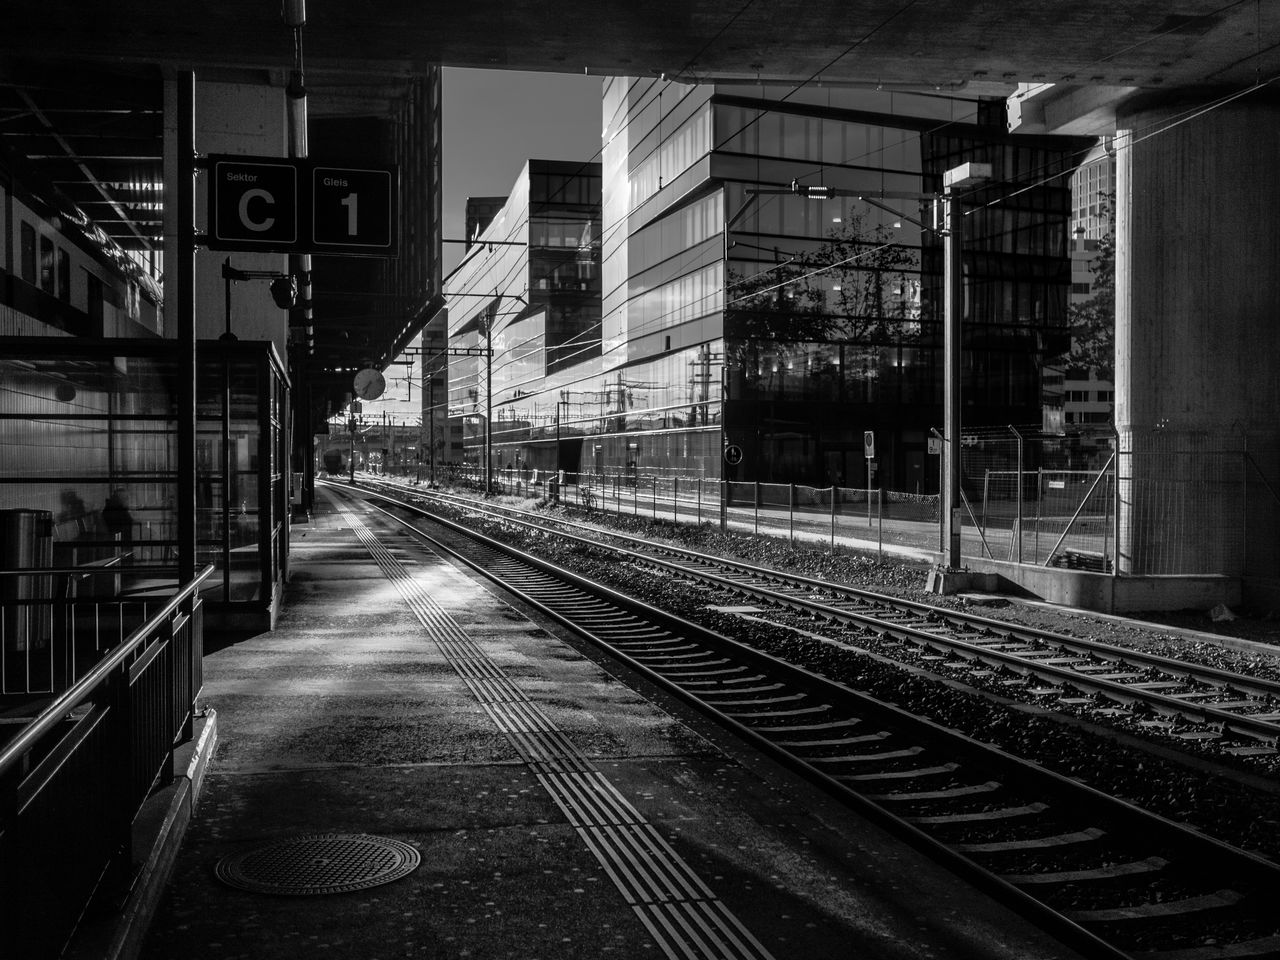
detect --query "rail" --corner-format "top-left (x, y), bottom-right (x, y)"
top-left (0, 564), bottom-right (213, 960)
top-left (352, 479), bottom-right (1280, 745)
top-left (331, 484), bottom-right (1280, 960)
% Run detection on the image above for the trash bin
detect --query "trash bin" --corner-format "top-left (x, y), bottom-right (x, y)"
top-left (0, 508), bottom-right (54, 659)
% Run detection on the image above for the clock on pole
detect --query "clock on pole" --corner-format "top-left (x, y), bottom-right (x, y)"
top-left (353, 368), bottom-right (386, 401)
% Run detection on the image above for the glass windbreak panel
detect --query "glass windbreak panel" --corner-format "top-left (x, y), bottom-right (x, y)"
top-left (196, 428), bottom-right (226, 543)
top-left (228, 505), bottom-right (262, 602)
top-left (229, 360), bottom-right (259, 421)
top-left (192, 342), bottom-right (285, 608)
top-left (0, 348), bottom-right (180, 592)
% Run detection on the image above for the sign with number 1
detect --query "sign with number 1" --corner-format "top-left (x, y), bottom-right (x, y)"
top-left (312, 166), bottom-right (395, 254)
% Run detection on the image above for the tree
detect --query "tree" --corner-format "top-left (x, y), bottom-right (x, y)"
top-left (725, 211), bottom-right (920, 350)
top-left (1067, 192), bottom-right (1115, 380)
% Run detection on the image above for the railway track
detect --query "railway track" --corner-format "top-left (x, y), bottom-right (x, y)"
top-left (353, 478), bottom-right (1280, 751)
top-left (329, 481), bottom-right (1280, 960)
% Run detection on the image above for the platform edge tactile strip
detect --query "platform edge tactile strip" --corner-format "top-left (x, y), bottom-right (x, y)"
top-left (324, 491), bottom-right (776, 960)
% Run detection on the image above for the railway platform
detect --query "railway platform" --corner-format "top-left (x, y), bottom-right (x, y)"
top-left (127, 489), bottom-right (1087, 960)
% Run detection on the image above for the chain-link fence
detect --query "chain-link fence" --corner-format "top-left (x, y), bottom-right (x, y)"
top-left (393, 426), bottom-right (1278, 593)
top-left (959, 426), bottom-right (1117, 570)
top-left (1118, 428), bottom-right (1249, 577)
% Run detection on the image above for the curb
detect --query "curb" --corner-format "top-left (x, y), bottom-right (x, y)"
top-left (65, 708), bottom-right (218, 960)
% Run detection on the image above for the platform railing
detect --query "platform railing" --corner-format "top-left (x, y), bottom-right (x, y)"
top-left (0, 564), bottom-right (212, 960)
top-left (0, 556), bottom-right (162, 696)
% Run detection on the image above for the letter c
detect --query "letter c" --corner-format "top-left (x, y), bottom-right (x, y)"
top-left (238, 188), bottom-right (275, 232)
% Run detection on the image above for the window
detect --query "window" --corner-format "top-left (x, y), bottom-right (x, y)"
top-left (87, 273), bottom-right (105, 326)
top-left (1071, 282), bottom-right (1091, 295)
top-left (20, 222), bottom-right (36, 283)
top-left (57, 248), bottom-right (71, 301)
top-left (1097, 390), bottom-right (1114, 403)
top-left (1065, 389), bottom-right (1088, 403)
top-left (39, 235), bottom-right (55, 292)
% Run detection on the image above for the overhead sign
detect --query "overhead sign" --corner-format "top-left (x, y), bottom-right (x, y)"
top-left (723, 444), bottom-right (744, 466)
top-left (864, 430), bottom-right (875, 459)
top-left (205, 154), bottom-right (398, 257)
top-left (312, 166), bottom-right (394, 253)
top-left (210, 159), bottom-right (298, 248)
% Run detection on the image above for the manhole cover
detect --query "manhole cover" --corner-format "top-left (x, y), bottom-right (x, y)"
top-left (215, 833), bottom-right (420, 895)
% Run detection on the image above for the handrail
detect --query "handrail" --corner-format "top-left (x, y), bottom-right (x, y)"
top-left (0, 563), bottom-right (214, 779)
top-left (0, 561), bottom-right (183, 575)
top-left (0, 553), bottom-right (133, 576)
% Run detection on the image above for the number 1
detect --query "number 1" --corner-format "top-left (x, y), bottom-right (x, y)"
top-left (340, 193), bottom-right (357, 235)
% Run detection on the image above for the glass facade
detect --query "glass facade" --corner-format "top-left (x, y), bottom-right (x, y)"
top-left (0, 337), bottom-right (289, 631)
top-left (446, 81), bottom-right (1082, 493)
top-left (445, 160), bottom-right (603, 475)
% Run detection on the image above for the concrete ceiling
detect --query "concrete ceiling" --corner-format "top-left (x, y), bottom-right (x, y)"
top-left (2, 0), bottom-right (1277, 391)
top-left (2, 1), bottom-right (1277, 91)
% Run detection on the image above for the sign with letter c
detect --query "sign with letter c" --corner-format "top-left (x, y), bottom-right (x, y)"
top-left (209, 159), bottom-right (297, 248)
top-left (206, 155), bottom-right (397, 256)
top-left (238, 188), bottom-right (276, 232)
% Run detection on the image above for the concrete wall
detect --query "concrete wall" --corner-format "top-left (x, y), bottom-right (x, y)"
top-left (1113, 90), bottom-right (1280, 591)
top-left (957, 557), bottom-right (1241, 614)
top-left (193, 81), bottom-right (290, 356)
top-left (1115, 90), bottom-right (1280, 436)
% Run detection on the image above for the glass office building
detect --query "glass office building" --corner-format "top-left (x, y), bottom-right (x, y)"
top-left (445, 160), bottom-right (603, 476)
top-left (449, 82), bottom-right (1083, 492)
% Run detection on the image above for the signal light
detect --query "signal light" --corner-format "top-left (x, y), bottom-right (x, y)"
top-left (270, 275), bottom-right (298, 309)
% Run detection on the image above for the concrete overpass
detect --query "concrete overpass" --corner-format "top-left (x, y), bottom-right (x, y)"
top-left (4, 1), bottom-right (1276, 90)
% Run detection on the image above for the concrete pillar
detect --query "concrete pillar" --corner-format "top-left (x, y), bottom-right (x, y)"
top-left (1114, 90), bottom-right (1280, 583)
top-left (194, 81), bottom-right (289, 354)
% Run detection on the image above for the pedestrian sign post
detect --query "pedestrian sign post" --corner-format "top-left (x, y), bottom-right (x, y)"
top-left (209, 159), bottom-right (298, 249)
top-left (723, 444), bottom-right (744, 466)
top-left (205, 154), bottom-right (398, 256)
top-left (863, 431), bottom-right (875, 526)
top-left (311, 166), bottom-right (395, 254)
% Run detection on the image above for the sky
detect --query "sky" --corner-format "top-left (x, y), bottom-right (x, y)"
top-left (370, 68), bottom-right (602, 416)
top-left (441, 68), bottom-right (603, 275)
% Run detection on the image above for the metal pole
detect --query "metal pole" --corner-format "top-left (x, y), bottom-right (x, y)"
top-left (1112, 423), bottom-right (1122, 578)
top-left (943, 187), bottom-right (962, 568)
top-left (1036, 466), bottom-right (1043, 560)
top-left (830, 484), bottom-right (836, 552)
top-left (878, 488), bottom-right (883, 555)
top-left (485, 310), bottom-right (493, 496)
top-left (754, 481), bottom-right (759, 534)
top-left (789, 483), bottom-right (795, 543)
top-left (696, 477), bottom-right (701, 523)
top-left (933, 428), bottom-right (945, 553)
top-left (867, 457), bottom-right (873, 527)
top-left (673, 476), bottom-right (679, 522)
top-left (1010, 425), bottom-right (1024, 564)
top-left (349, 415), bottom-right (355, 484)
top-left (176, 72), bottom-right (196, 586)
top-left (222, 339), bottom-right (232, 598)
top-left (223, 261), bottom-right (233, 339)
top-left (428, 365), bottom-right (436, 484)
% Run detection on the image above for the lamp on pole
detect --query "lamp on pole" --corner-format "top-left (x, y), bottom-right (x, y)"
top-left (940, 161), bottom-right (991, 569)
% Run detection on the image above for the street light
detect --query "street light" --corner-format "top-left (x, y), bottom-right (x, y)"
top-left (941, 162), bottom-right (991, 569)
top-left (790, 167), bottom-right (991, 569)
